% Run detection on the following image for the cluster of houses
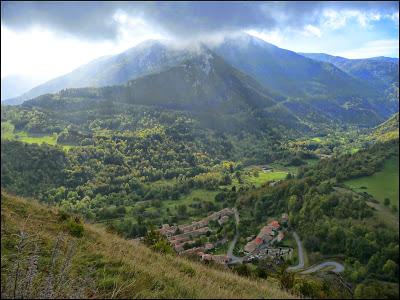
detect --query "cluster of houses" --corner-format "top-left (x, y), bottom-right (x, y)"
top-left (159, 208), bottom-right (235, 257)
top-left (244, 213), bottom-right (289, 254)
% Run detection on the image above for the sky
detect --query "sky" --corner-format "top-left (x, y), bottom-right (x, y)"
top-left (1, 1), bottom-right (399, 82)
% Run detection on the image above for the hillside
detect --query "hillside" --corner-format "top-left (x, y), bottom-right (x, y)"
top-left (299, 53), bottom-right (399, 90)
top-left (4, 35), bottom-right (396, 126)
top-left (3, 40), bottom-right (192, 105)
top-left (234, 138), bottom-right (399, 298)
top-left (1, 192), bottom-right (293, 299)
top-left (370, 112), bottom-right (399, 142)
top-left (300, 53), bottom-right (399, 112)
top-left (213, 34), bottom-right (392, 125)
top-left (16, 48), bottom-right (304, 134)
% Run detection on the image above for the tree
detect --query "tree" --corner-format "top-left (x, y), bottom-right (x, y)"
top-left (143, 227), bottom-right (174, 254)
top-left (384, 198), bottom-right (390, 206)
top-left (177, 204), bottom-right (187, 216)
top-left (276, 263), bottom-right (295, 290)
top-left (382, 259), bottom-right (398, 278)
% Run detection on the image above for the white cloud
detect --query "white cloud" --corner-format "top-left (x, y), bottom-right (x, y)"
top-left (245, 29), bottom-right (284, 46)
top-left (336, 39), bottom-right (399, 59)
top-left (322, 9), bottom-right (384, 30)
top-left (385, 11), bottom-right (399, 26)
top-left (1, 12), bottom-right (166, 80)
top-left (302, 25), bottom-right (322, 38)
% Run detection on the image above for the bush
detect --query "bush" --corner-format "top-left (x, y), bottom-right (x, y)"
top-left (65, 218), bottom-right (84, 237)
top-left (58, 210), bottom-right (71, 222)
top-left (233, 264), bottom-right (253, 277)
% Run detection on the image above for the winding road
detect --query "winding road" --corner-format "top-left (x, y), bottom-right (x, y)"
top-left (300, 261), bottom-right (345, 274)
top-left (286, 232), bottom-right (304, 271)
top-left (225, 212), bottom-right (345, 274)
top-left (227, 208), bottom-right (243, 263)
top-left (287, 231), bottom-right (345, 274)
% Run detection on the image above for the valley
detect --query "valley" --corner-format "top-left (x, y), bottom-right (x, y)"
top-left (1, 28), bottom-right (399, 299)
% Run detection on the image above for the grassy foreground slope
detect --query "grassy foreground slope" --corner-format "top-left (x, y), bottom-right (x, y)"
top-left (1, 192), bottom-right (293, 299)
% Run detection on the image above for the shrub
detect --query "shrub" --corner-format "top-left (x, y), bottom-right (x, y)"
top-left (384, 198), bottom-right (390, 206)
top-left (58, 210), bottom-right (71, 222)
top-left (180, 265), bottom-right (196, 277)
top-left (233, 264), bottom-right (253, 277)
top-left (65, 218), bottom-right (84, 237)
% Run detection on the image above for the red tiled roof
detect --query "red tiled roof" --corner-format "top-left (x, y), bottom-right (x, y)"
top-left (269, 220), bottom-right (280, 229)
top-left (255, 237), bottom-right (263, 244)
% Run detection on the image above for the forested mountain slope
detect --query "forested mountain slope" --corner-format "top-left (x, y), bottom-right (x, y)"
top-left (299, 53), bottom-right (399, 90)
top-left (14, 48), bottom-right (305, 136)
top-left (3, 40), bottom-right (192, 105)
top-left (213, 34), bottom-right (394, 125)
top-left (4, 34), bottom-right (396, 126)
top-left (300, 52), bottom-right (399, 112)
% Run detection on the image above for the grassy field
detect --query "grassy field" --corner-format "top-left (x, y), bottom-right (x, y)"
top-left (163, 189), bottom-right (219, 209)
top-left (344, 157), bottom-right (399, 209)
top-left (243, 171), bottom-right (287, 187)
top-left (1, 192), bottom-right (293, 299)
top-left (227, 167), bottom-right (288, 188)
top-left (1, 122), bottom-right (73, 151)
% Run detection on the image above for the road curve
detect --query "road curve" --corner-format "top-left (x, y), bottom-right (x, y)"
top-left (287, 231), bottom-right (345, 274)
top-left (300, 261), bottom-right (344, 274)
top-left (286, 232), bottom-right (304, 271)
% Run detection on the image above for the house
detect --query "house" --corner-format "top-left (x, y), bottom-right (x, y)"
top-left (181, 246), bottom-right (205, 255)
top-left (246, 235), bottom-right (255, 242)
top-left (201, 254), bottom-right (213, 261)
top-left (212, 255), bottom-right (230, 264)
top-left (277, 232), bottom-right (285, 242)
top-left (244, 241), bottom-right (257, 253)
top-left (205, 243), bottom-right (215, 250)
top-left (255, 237), bottom-right (263, 245)
top-left (218, 215), bottom-right (230, 225)
top-left (269, 220), bottom-right (280, 230)
top-left (260, 226), bottom-right (273, 235)
top-left (159, 224), bottom-right (177, 237)
top-left (174, 243), bottom-right (184, 253)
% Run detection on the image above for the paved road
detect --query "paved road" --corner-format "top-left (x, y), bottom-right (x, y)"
top-left (227, 209), bottom-right (243, 263)
top-left (300, 261), bottom-right (345, 274)
top-left (287, 231), bottom-right (344, 274)
top-left (286, 232), bottom-right (304, 271)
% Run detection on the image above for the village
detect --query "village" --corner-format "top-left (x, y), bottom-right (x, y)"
top-left (158, 207), bottom-right (293, 266)
top-left (159, 207), bottom-right (236, 264)
top-left (242, 213), bottom-right (292, 263)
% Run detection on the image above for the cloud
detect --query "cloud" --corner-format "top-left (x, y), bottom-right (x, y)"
top-left (302, 25), bottom-right (322, 38)
top-left (1, 1), bottom-right (398, 41)
top-left (245, 29), bottom-right (285, 45)
top-left (336, 39), bottom-right (399, 58)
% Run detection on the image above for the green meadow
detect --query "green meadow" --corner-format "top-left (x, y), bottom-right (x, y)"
top-left (344, 157), bottom-right (399, 209)
top-left (1, 121), bottom-right (73, 151)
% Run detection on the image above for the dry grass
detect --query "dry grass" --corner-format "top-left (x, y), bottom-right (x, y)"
top-left (1, 192), bottom-right (295, 299)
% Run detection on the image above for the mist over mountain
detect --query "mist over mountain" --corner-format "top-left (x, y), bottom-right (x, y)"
top-left (3, 40), bottom-right (194, 105)
top-left (21, 47), bottom-right (304, 135)
top-left (1, 74), bottom-right (45, 101)
top-left (4, 34), bottom-right (396, 127)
